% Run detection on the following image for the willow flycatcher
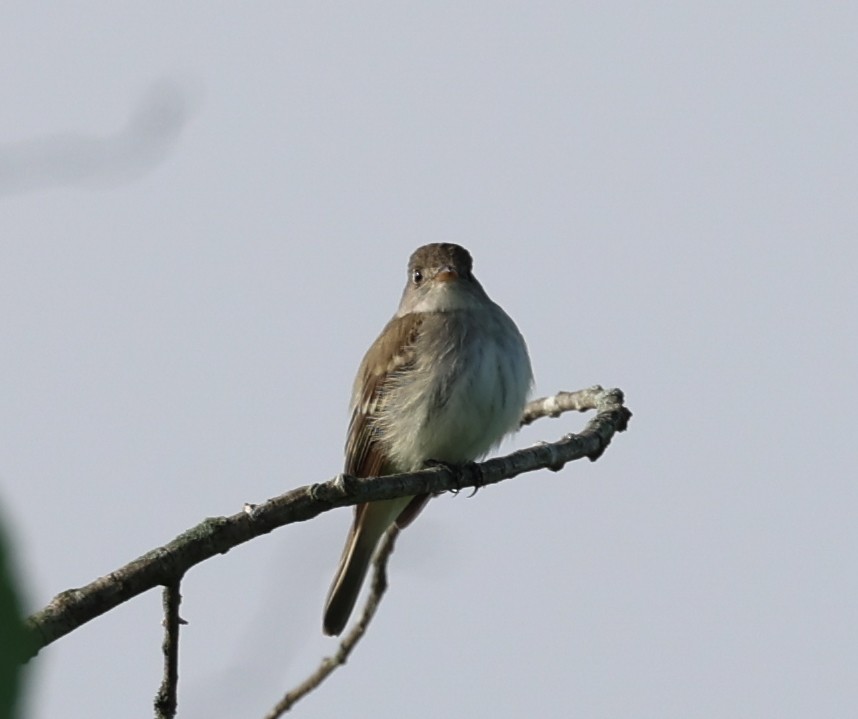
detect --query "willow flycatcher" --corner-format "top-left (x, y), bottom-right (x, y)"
top-left (323, 243), bottom-right (532, 635)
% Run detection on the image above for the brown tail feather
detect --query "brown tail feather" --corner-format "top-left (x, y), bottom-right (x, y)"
top-left (323, 497), bottom-right (411, 636)
top-left (323, 532), bottom-right (376, 636)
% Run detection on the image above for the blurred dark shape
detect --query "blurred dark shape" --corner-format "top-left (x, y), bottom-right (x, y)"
top-left (0, 79), bottom-right (200, 196)
top-left (0, 507), bottom-right (26, 719)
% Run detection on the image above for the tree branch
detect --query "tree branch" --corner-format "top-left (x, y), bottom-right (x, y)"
top-left (264, 527), bottom-right (400, 718)
top-left (154, 579), bottom-right (184, 719)
top-left (24, 386), bottom-right (630, 659)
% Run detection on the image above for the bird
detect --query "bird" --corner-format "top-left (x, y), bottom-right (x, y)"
top-left (323, 243), bottom-right (533, 636)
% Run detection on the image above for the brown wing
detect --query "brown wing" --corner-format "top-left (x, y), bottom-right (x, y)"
top-left (323, 313), bottom-right (425, 635)
top-left (345, 312), bottom-right (423, 479)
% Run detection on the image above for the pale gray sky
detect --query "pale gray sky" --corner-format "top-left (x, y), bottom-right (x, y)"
top-left (2, 3), bottom-right (856, 718)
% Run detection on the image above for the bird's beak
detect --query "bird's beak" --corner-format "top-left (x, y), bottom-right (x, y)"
top-left (435, 265), bottom-right (458, 283)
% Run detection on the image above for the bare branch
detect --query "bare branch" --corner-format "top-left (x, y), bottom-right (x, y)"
top-left (520, 386), bottom-right (614, 425)
top-left (264, 528), bottom-right (400, 718)
top-left (24, 386), bottom-right (631, 659)
top-left (154, 579), bottom-right (184, 719)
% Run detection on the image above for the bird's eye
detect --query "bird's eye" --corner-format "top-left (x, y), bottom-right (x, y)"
top-left (412, 269), bottom-right (423, 284)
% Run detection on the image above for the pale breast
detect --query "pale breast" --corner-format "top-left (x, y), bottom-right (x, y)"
top-left (377, 306), bottom-right (532, 471)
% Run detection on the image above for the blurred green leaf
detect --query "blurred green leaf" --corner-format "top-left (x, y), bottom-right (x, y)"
top-left (0, 511), bottom-right (25, 719)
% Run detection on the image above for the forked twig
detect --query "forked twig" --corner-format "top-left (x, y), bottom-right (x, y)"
top-left (264, 528), bottom-right (400, 718)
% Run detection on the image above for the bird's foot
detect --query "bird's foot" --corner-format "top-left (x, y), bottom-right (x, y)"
top-left (423, 459), bottom-right (481, 497)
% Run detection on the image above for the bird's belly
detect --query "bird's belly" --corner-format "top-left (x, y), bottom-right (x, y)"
top-left (380, 336), bottom-right (528, 470)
